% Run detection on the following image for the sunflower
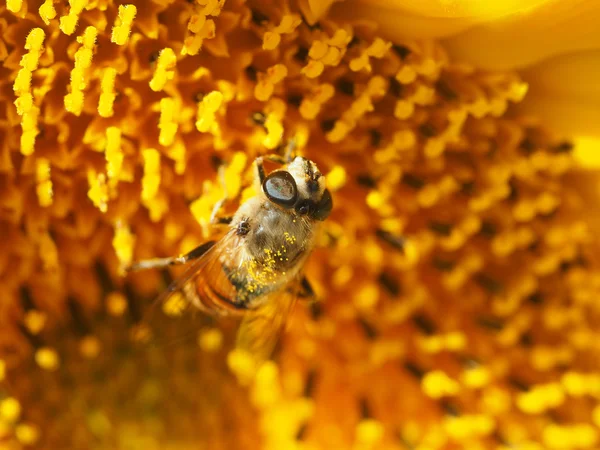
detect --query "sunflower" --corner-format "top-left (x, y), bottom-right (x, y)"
top-left (0, 0), bottom-right (599, 449)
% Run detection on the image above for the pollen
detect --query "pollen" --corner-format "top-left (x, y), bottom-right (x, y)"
top-left (141, 148), bottom-right (161, 203)
top-left (106, 292), bottom-right (127, 316)
top-left (111, 4), bottom-right (136, 46)
top-left (15, 424), bottom-right (40, 445)
top-left (87, 169), bottom-right (109, 213)
top-left (198, 328), bottom-right (223, 352)
top-left (105, 126), bottom-right (123, 188)
top-left (35, 347), bottom-right (60, 371)
top-left (0, 397), bottom-right (21, 423)
top-left (158, 97), bottom-right (178, 146)
top-left (262, 14), bottom-right (302, 50)
top-left (7, 0), bottom-right (22, 13)
top-left (150, 48), bottom-right (176, 92)
top-left (422, 370), bottom-right (460, 398)
top-left (65, 26), bottom-right (97, 116)
top-left (255, 64), bottom-right (288, 102)
top-left (35, 157), bottom-right (53, 207)
top-left (38, 0), bottom-right (56, 25)
top-left (196, 90), bottom-right (223, 133)
top-left (112, 220), bottom-right (134, 271)
top-left (227, 349), bottom-right (259, 386)
top-left (162, 291), bottom-right (187, 317)
top-left (98, 68), bottom-right (118, 117)
top-left (59, 0), bottom-right (88, 36)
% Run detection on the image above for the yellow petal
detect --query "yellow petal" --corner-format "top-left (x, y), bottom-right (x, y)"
top-left (330, 0), bottom-right (557, 40)
top-left (516, 50), bottom-right (600, 138)
top-left (298, 0), bottom-right (340, 24)
top-left (443, 0), bottom-right (600, 70)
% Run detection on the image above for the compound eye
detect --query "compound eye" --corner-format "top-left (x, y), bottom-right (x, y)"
top-left (263, 171), bottom-right (298, 208)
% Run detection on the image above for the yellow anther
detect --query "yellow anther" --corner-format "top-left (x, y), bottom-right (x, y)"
top-left (0, 360), bottom-right (5, 381)
top-left (301, 60), bottom-right (324, 78)
top-left (299, 83), bottom-right (334, 120)
top-left (462, 366), bottom-right (491, 389)
top-left (188, 14), bottom-right (207, 33)
top-left (98, 68), bottom-right (117, 118)
top-left (350, 53), bottom-right (370, 72)
top-left (262, 115), bottom-right (283, 150)
top-left (163, 291), bottom-right (186, 316)
top-left (112, 220), bottom-right (134, 270)
top-left (39, 0), bottom-right (57, 25)
top-left (262, 31), bottom-right (281, 50)
top-left (424, 138), bottom-right (445, 159)
top-left (356, 419), bottom-right (384, 446)
top-left (59, 0), bottom-right (89, 35)
top-left (328, 29), bottom-right (352, 47)
top-left (35, 158), bottom-right (53, 207)
top-left (65, 27), bottom-right (97, 116)
top-left (354, 283), bottom-right (379, 310)
top-left (106, 292), bottom-right (127, 316)
top-left (507, 81), bottom-right (529, 102)
top-left (0, 397), bottom-right (21, 422)
top-left (254, 64), bottom-right (288, 102)
top-left (196, 90), bottom-right (223, 133)
top-left (367, 38), bottom-right (391, 58)
top-left (227, 349), bottom-right (259, 386)
top-left (422, 370), bottom-right (460, 398)
top-left (141, 148), bottom-right (161, 202)
top-left (394, 100), bottom-right (414, 120)
top-left (19, 106), bottom-right (40, 155)
top-left (39, 233), bottom-right (58, 271)
top-left (561, 371), bottom-right (588, 397)
top-left (14, 68), bottom-right (32, 97)
top-left (327, 119), bottom-right (353, 143)
top-left (198, 0), bottom-right (224, 16)
top-left (198, 328), bottom-right (223, 352)
top-left (309, 40), bottom-right (328, 60)
top-left (105, 127), bottom-right (123, 186)
top-left (150, 48), bottom-right (176, 92)
top-left (111, 4), bottom-right (136, 45)
top-left (262, 15), bottom-right (301, 50)
top-left (78, 25), bottom-right (98, 49)
top-left (326, 166), bottom-right (346, 191)
top-left (396, 65), bottom-right (417, 84)
top-left (7, 0), bottom-right (23, 13)
top-left (182, 18), bottom-right (215, 55)
top-left (35, 347), bottom-right (60, 371)
top-left (15, 423), bottom-right (40, 445)
top-left (276, 14), bottom-right (302, 33)
top-left (79, 336), bottom-right (101, 359)
top-left (321, 46), bottom-right (342, 66)
top-left (87, 169), bottom-right (109, 213)
top-left (444, 415), bottom-right (494, 440)
top-left (158, 97), bottom-right (178, 146)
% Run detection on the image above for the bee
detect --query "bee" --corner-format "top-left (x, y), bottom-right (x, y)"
top-left (127, 154), bottom-right (332, 361)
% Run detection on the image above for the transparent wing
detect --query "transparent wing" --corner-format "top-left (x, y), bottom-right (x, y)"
top-left (235, 285), bottom-right (298, 363)
top-left (155, 229), bottom-right (251, 316)
top-left (132, 230), bottom-right (250, 345)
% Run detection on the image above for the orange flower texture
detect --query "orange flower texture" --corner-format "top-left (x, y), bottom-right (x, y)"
top-left (1, 0), bottom-right (600, 449)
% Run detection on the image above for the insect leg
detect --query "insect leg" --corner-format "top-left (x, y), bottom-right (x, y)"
top-left (214, 216), bottom-right (233, 225)
top-left (209, 164), bottom-right (228, 224)
top-left (297, 276), bottom-right (316, 300)
top-left (127, 241), bottom-right (216, 272)
top-left (283, 137), bottom-right (296, 163)
top-left (255, 156), bottom-right (266, 183)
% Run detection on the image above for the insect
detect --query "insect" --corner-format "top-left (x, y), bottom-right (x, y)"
top-left (127, 153), bottom-right (332, 362)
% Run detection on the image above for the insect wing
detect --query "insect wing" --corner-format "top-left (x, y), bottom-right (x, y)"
top-left (134, 231), bottom-right (244, 340)
top-left (235, 286), bottom-right (298, 363)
